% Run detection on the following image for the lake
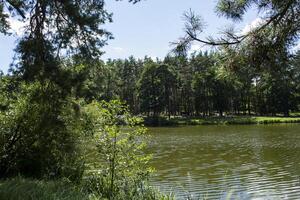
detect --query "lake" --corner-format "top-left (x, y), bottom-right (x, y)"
top-left (148, 124), bottom-right (300, 199)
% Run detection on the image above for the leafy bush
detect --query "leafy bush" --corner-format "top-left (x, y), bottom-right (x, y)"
top-left (0, 78), bottom-right (168, 199)
top-left (83, 100), bottom-right (156, 199)
top-left (0, 81), bottom-right (85, 181)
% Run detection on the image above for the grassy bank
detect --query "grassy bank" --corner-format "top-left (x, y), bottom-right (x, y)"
top-left (0, 177), bottom-right (173, 200)
top-left (144, 115), bottom-right (300, 126)
top-left (0, 178), bottom-right (248, 200)
top-left (0, 178), bottom-right (91, 200)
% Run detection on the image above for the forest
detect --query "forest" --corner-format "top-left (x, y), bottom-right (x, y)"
top-left (0, 0), bottom-right (300, 199)
top-left (78, 50), bottom-right (300, 118)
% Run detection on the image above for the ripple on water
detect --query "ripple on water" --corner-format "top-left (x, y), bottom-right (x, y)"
top-left (148, 124), bottom-right (300, 199)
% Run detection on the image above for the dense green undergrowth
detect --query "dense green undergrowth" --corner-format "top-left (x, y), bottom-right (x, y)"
top-left (144, 115), bottom-right (300, 126)
top-left (0, 177), bottom-right (247, 200)
top-left (0, 98), bottom-right (170, 200)
top-left (0, 178), bottom-right (89, 200)
top-left (0, 177), bottom-right (173, 200)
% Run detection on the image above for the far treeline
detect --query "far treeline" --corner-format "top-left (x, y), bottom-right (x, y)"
top-left (77, 49), bottom-right (300, 118)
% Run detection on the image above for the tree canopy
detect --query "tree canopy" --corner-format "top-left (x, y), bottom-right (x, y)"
top-left (174, 0), bottom-right (300, 53)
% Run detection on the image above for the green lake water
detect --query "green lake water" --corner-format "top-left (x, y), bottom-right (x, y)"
top-left (148, 124), bottom-right (300, 199)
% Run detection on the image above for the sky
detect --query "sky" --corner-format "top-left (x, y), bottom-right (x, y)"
top-left (0, 0), bottom-right (260, 73)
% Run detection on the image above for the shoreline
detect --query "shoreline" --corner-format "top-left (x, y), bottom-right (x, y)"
top-left (143, 116), bottom-right (300, 127)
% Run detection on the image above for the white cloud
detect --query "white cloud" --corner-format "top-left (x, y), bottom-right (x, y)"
top-left (241, 17), bottom-right (265, 35)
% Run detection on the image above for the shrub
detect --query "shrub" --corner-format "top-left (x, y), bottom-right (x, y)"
top-left (83, 100), bottom-right (155, 199)
top-left (0, 81), bottom-right (84, 181)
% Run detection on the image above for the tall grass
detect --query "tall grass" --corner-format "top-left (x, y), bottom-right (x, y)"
top-left (0, 177), bottom-right (174, 200)
top-left (0, 177), bottom-right (90, 200)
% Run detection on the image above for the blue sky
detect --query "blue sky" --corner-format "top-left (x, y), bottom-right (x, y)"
top-left (0, 0), bottom-right (259, 73)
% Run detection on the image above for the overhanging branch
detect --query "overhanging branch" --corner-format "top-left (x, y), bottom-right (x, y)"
top-left (6, 0), bottom-right (26, 19)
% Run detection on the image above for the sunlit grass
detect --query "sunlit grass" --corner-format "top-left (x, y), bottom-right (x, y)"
top-left (144, 115), bottom-right (300, 126)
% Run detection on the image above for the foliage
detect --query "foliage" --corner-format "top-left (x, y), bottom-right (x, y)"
top-left (0, 0), bottom-right (300, 198)
top-left (0, 0), bottom-right (114, 180)
top-left (138, 62), bottom-right (177, 117)
top-left (0, 177), bottom-right (90, 200)
top-left (0, 177), bottom-right (173, 200)
top-left (0, 0), bottom-right (169, 199)
top-left (79, 50), bottom-right (300, 118)
top-left (0, 0), bottom-right (147, 183)
top-left (0, 80), bottom-right (85, 180)
top-left (83, 100), bottom-right (154, 199)
top-left (174, 0), bottom-right (300, 51)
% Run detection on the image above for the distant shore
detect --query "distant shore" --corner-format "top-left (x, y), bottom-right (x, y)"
top-left (143, 115), bottom-right (300, 127)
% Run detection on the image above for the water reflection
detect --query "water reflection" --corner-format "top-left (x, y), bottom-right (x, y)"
top-left (148, 124), bottom-right (300, 199)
